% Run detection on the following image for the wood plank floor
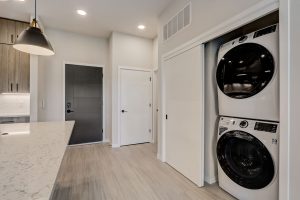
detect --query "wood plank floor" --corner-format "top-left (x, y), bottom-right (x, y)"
top-left (51, 143), bottom-right (235, 200)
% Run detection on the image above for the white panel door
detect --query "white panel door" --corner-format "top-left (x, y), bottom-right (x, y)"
top-left (164, 45), bottom-right (204, 187)
top-left (120, 69), bottom-right (152, 146)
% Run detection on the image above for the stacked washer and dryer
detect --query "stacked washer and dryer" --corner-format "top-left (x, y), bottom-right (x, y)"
top-left (215, 24), bottom-right (280, 200)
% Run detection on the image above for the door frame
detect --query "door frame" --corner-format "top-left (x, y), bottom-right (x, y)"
top-left (62, 61), bottom-right (106, 143)
top-left (118, 66), bottom-right (153, 147)
top-left (152, 68), bottom-right (159, 144)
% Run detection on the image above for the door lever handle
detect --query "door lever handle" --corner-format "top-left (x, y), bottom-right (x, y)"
top-left (121, 110), bottom-right (128, 113)
top-left (67, 109), bottom-right (75, 113)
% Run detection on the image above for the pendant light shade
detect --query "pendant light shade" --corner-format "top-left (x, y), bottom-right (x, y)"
top-left (13, 26), bottom-right (54, 56)
top-left (13, 0), bottom-right (54, 56)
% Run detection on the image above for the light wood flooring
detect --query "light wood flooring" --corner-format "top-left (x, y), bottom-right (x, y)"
top-left (51, 143), bottom-right (235, 200)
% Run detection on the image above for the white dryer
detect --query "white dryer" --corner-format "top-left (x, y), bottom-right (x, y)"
top-left (217, 116), bottom-right (279, 200)
top-left (216, 24), bottom-right (279, 121)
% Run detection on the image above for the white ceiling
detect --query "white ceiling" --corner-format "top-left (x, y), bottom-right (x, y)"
top-left (0, 0), bottom-right (173, 39)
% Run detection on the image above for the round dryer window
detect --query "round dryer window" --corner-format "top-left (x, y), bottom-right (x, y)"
top-left (217, 131), bottom-right (275, 189)
top-left (217, 43), bottom-right (275, 99)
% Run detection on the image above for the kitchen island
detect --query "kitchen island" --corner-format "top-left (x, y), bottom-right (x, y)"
top-left (0, 121), bottom-right (75, 200)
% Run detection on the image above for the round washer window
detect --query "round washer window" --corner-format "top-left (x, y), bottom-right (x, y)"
top-left (217, 131), bottom-right (275, 189)
top-left (216, 43), bottom-right (274, 99)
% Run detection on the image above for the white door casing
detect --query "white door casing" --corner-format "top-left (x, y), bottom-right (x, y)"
top-left (153, 70), bottom-right (159, 145)
top-left (163, 45), bottom-right (205, 187)
top-left (120, 68), bottom-right (152, 146)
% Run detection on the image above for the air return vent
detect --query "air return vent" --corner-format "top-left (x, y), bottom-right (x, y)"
top-left (163, 3), bottom-right (191, 41)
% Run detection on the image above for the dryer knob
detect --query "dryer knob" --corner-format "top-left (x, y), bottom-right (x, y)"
top-left (240, 120), bottom-right (249, 128)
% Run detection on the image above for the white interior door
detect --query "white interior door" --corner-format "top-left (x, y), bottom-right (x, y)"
top-left (163, 45), bottom-right (205, 187)
top-left (120, 69), bottom-right (152, 146)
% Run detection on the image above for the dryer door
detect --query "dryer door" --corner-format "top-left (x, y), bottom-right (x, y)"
top-left (216, 43), bottom-right (274, 99)
top-left (217, 130), bottom-right (275, 189)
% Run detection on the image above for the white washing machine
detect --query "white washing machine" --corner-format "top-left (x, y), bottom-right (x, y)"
top-left (216, 24), bottom-right (279, 121)
top-left (217, 116), bottom-right (279, 200)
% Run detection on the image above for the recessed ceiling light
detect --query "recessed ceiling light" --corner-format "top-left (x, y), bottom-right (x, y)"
top-left (77, 10), bottom-right (87, 16)
top-left (138, 25), bottom-right (146, 30)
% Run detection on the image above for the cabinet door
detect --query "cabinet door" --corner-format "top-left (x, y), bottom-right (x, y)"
top-left (15, 21), bottom-right (29, 40)
top-left (0, 45), bottom-right (9, 93)
top-left (0, 19), bottom-right (15, 44)
top-left (15, 22), bottom-right (30, 93)
top-left (15, 49), bottom-right (30, 93)
top-left (8, 45), bottom-right (16, 92)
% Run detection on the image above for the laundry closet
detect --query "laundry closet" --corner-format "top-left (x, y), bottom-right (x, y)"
top-left (204, 11), bottom-right (279, 200)
top-left (161, 10), bottom-right (280, 200)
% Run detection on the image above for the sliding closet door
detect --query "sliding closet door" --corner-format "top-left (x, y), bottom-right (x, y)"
top-left (164, 45), bottom-right (204, 187)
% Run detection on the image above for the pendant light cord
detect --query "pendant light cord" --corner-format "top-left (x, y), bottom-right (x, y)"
top-left (34, 0), bottom-right (37, 27)
top-left (35, 0), bottom-right (36, 19)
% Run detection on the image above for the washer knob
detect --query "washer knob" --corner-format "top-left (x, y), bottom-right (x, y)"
top-left (240, 120), bottom-right (248, 128)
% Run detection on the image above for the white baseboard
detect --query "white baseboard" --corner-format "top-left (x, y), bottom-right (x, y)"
top-left (112, 144), bottom-right (120, 148)
top-left (157, 153), bottom-right (161, 160)
top-left (205, 176), bottom-right (217, 184)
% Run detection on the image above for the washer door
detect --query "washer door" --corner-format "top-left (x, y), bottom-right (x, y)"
top-left (217, 43), bottom-right (274, 99)
top-left (217, 131), bottom-right (275, 189)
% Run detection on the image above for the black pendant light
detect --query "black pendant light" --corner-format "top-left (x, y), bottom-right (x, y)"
top-left (13, 0), bottom-right (54, 56)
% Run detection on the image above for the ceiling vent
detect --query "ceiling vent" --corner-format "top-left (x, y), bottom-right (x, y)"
top-left (163, 3), bottom-right (191, 41)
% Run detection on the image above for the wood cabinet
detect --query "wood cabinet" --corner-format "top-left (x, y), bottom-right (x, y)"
top-left (15, 21), bottom-right (29, 40)
top-left (0, 18), bottom-right (30, 93)
top-left (0, 18), bottom-right (16, 44)
top-left (0, 45), bottom-right (9, 92)
top-left (15, 47), bottom-right (30, 93)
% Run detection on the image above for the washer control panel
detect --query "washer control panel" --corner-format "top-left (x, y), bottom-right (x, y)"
top-left (254, 122), bottom-right (278, 133)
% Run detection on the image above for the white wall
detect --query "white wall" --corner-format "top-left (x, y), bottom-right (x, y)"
top-left (110, 32), bottom-right (154, 146)
top-left (0, 94), bottom-right (30, 117)
top-left (108, 33), bottom-right (113, 143)
top-left (30, 55), bottom-right (38, 122)
top-left (279, 0), bottom-right (300, 199)
top-left (289, 0), bottom-right (300, 198)
top-left (153, 37), bottom-right (158, 68)
top-left (158, 0), bottom-right (262, 55)
top-left (37, 28), bottom-right (110, 140)
top-left (157, 0), bottom-right (274, 182)
top-left (152, 37), bottom-right (159, 145)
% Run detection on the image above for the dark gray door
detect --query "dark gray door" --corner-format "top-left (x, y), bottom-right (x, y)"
top-left (65, 64), bottom-right (103, 145)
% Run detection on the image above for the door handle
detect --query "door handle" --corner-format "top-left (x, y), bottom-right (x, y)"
top-left (67, 109), bottom-right (75, 113)
top-left (121, 110), bottom-right (128, 113)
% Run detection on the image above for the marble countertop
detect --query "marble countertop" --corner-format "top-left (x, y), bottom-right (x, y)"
top-left (0, 121), bottom-right (75, 200)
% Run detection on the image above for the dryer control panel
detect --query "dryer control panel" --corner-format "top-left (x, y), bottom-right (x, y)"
top-left (254, 122), bottom-right (278, 133)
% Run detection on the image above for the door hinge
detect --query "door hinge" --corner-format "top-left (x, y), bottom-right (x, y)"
top-left (149, 103), bottom-right (152, 107)
top-left (149, 129), bottom-right (152, 133)
top-left (166, 114), bottom-right (168, 120)
top-left (150, 77), bottom-right (152, 82)
top-left (102, 129), bottom-right (103, 133)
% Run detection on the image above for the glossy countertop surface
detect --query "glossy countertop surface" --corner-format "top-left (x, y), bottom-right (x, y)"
top-left (0, 121), bottom-right (75, 200)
